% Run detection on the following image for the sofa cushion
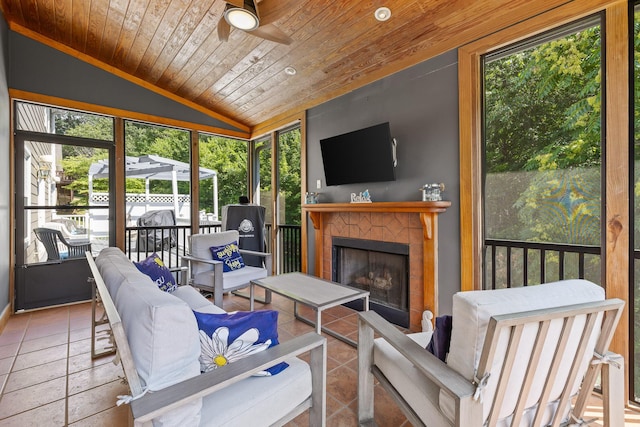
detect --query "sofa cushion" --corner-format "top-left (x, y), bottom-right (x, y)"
top-left (193, 310), bottom-right (288, 376)
top-left (172, 286), bottom-right (226, 314)
top-left (135, 253), bottom-right (178, 293)
top-left (445, 279), bottom-right (605, 423)
top-left (199, 357), bottom-right (311, 427)
top-left (96, 247), bottom-right (154, 297)
top-left (115, 281), bottom-right (203, 425)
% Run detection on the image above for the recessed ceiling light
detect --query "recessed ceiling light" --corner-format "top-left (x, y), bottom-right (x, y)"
top-left (284, 66), bottom-right (297, 76)
top-left (374, 7), bottom-right (391, 22)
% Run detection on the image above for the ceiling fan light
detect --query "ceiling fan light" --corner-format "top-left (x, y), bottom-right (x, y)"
top-left (225, 7), bottom-right (259, 31)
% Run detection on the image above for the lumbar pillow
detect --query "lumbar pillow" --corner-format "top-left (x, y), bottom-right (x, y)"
top-left (192, 310), bottom-right (288, 376)
top-left (425, 314), bottom-right (453, 362)
top-left (134, 252), bottom-right (178, 293)
top-left (209, 241), bottom-right (245, 272)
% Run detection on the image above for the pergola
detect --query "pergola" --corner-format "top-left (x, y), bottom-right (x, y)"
top-left (88, 154), bottom-right (218, 218)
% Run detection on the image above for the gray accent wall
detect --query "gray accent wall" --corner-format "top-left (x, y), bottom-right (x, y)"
top-left (0, 14), bottom-right (10, 311)
top-left (8, 32), bottom-right (244, 133)
top-left (306, 50), bottom-right (460, 314)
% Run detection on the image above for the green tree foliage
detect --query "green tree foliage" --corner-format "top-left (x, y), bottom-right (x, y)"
top-left (484, 24), bottom-right (602, 246)
top-left (199, 134), bottom-right (249, 214)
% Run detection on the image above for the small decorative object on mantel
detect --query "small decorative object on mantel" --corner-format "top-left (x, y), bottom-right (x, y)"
top-left (305, 192), bottom-right (320, 204)
top-left (351, 189), bottom-right (372, 203)
top-left (421, 183), bottom-right (445, 201)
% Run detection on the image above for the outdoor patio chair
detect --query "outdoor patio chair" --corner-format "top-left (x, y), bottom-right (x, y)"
top-left (181, 230), bottom-right (272, 308)
top-left (358, 279), bottom-right (625, 427)
top-left (34, 227), bottom-right (92, 261)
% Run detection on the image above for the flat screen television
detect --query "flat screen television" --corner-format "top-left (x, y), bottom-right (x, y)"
top-left (320, 122), bottom-right (397, 186)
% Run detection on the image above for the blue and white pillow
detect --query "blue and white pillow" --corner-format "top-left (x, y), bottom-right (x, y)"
top-left (192, 310), bottom-right (288, 376)
top-left (210, 241), bottom-right (245, 272)
top-left (134, 253), bottom-right (178, 293)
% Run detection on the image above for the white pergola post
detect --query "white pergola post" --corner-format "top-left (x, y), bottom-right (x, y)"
top-left (145, 179), bottom-right (150, 213)
top-left (213, 173), bottom-right (219, 221)
top-left (172, 170), bottom-right (179, 217)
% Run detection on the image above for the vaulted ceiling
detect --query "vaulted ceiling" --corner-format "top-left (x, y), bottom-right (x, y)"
top-left (0, 0), bottom-right (566, 133)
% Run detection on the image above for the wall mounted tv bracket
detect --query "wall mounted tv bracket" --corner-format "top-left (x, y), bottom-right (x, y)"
top-left (392, 138), bottom-right (398, 167)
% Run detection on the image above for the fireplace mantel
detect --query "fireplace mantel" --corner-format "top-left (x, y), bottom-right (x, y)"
top-left (302, 201), bottom-right (451, 330)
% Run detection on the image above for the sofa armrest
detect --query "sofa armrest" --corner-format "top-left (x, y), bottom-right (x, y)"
top-left (130, 332), bottom-right (327, 425)
top-left (358, 310), bottom-right (481, 427)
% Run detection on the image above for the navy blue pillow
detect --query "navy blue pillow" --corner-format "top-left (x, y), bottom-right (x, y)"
top-left (134, 253), bottom-right (178, 293)
top-left (426, 315), bottom-right (453, 362)
top-left (209, 241), bottom-right (245, 272)
top-left (193, 310), bottom-right (288, 376)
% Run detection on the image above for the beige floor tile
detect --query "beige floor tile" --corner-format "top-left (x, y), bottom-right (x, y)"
top-left (0, 343), bottom-right (20, 360)
top-left (0, 357), bottom-right (14, 376)
top-left (4, 358), bottom-right (67, 393)
top-left (0, 376), bottom-right (66, 418)
top-left (0, 399), bottom-right (65, 426)
top-left (69, 338), bottom-right (92, 357)
top-left (12, 343), bottom-right (67, 371)
top-left (68, 351), bottom-right (114, 375)
top-left (19, 331), bottom-right (68, 354)
top-left (67, 380), bottom-right (129, 424)
top-left (23, 323), bottom-right (68, 341)
top-left (68, 404), bottom-right (130, 427)
top-left (0, 330), bottom-right (25, 347)
top-left (67, 361), bottom-right (125, 395)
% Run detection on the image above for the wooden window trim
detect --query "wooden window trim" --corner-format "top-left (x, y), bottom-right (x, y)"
top-left (458, 0), bottom-right (629, 390)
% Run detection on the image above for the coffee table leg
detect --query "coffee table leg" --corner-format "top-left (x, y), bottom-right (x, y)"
top-left (315, 310), bottom-right (321, 335)
top-left (250, 283), bottom-right (255, 311)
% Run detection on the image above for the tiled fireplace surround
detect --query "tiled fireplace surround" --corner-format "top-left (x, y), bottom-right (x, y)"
top-left (303, 202), bottom-right (451, 331)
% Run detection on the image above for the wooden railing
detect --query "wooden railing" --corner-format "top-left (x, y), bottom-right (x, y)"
top-left (484, 239), bottom-right (601, 289)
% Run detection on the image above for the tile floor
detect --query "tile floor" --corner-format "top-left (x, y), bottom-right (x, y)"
top-left (0, 292), bottom-right (637, 426)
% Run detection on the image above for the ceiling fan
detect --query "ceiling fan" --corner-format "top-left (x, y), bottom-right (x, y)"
top-left (217, 0), bottom-right (293, 45)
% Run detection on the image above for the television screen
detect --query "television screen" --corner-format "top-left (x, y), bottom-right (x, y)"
top-left (320, 122), bottom-right (396, 186)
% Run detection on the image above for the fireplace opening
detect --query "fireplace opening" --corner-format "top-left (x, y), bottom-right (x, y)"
top-left (332, 237), bottom-right (409, 327)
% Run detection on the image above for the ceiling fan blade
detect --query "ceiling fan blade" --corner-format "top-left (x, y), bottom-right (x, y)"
top-left (217, 14), bottom-right (231, 42)
top-left (226, 0), bottom-right (245, 7)
top-left (255, 0), bottom-right (294, 26)
top-left (248, 24), bottom-right (292, 45)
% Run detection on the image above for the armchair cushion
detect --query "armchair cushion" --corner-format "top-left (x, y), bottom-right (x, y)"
top-left (134, 253), bottom-right (178, 293)
top-left (210, 241), bottom-right (245, 272)
top-left (193, 310), bottom-right (288, 376)
top-left (193, 265), bottom-right (267, 292)
top-left (446, 279), bottom-right (605, 423)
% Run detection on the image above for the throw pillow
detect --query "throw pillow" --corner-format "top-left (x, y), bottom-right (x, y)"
top-left (192, 310), bottom-right (288, 376)
top-left (425, 314), bottom-right (453, 362)
top-left (210, 241), bottom-right (245, 272)
top-left (134, 253), bottom-right (178, 293)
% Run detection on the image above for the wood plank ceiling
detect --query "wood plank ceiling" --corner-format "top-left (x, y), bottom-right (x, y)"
top-left (0, 0), bottom-right (569, 133)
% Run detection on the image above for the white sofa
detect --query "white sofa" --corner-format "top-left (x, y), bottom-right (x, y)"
top-left (88, 247), bottom-right (326, 426)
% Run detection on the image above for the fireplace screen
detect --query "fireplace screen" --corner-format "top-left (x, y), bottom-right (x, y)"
top-left (333, 238), bottom-right (409, 318)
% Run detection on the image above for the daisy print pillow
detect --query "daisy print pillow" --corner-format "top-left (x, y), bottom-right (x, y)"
top-left (192, 310), bottom-right (288, 376)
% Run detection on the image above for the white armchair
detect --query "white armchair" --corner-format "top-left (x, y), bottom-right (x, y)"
top-left (181, 230), bottom-right (273, 308)
top-left (358, 279), bottom-right (625, 427)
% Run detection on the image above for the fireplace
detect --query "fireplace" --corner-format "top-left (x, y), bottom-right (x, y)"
top-left (332, 237), bottom-right (409, 327)
top-left (303, 201), bottom-right (450, 331)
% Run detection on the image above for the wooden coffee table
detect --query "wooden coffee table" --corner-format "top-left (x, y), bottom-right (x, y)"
top-left (250, 272), bottom-right (370, 347)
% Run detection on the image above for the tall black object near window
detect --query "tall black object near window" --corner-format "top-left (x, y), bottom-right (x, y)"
top-left (222, 204), bottom-right (267, 267)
